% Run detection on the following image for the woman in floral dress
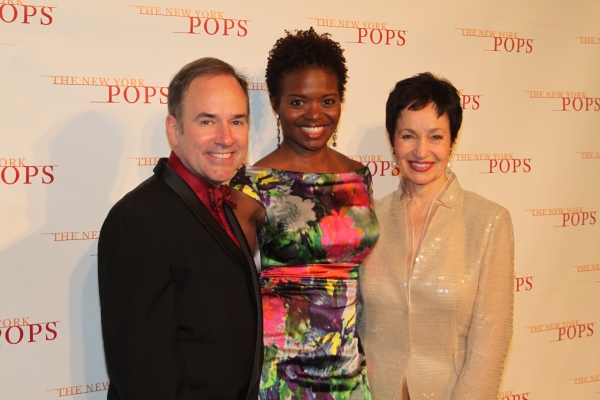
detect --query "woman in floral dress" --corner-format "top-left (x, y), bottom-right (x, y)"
top-left (230, 28), bottom-right (379, 399)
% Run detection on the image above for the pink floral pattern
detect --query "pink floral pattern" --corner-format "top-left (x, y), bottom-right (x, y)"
top-left (231, 166), bottom-right (379, 399)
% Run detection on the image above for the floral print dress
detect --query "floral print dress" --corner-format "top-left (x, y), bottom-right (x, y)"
top-left (230, 166), bottom-right (379, 400)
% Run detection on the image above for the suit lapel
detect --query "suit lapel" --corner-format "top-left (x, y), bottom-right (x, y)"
top-left (154, 159), bottom-right (248, 273)
top-left (224, 204), bottom-right (264, 400)
top-left (223, 204), bottom-right (262, 320)
top-left (156, 159), bottom-right (263, 398)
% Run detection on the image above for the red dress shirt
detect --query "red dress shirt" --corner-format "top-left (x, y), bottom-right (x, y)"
top-left (167, 152), bottom-right (240, 248)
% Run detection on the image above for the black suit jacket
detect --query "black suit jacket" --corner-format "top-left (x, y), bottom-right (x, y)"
top-left (98, 159), bottom-right (262, 400)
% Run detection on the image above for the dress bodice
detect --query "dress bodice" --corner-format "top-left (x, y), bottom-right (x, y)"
top-left (232, 165), bottom-right (379, 272)
top-left (231, 165), bottom-right (379, 399)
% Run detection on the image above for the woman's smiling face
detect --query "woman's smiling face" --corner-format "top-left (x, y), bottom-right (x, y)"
top-left (393, 102), bottom-right (452, 191)
top-left (274, 67), bottom-right (341, 152)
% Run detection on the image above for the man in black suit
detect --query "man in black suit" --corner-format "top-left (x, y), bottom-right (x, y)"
top-left (98, 58), bottom-right (262, 399)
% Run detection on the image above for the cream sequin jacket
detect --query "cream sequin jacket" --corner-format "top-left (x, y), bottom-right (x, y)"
top-left (358, 176), bottom-right (514, 400)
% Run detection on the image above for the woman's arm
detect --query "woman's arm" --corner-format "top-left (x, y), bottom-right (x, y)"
top-left (452, 207), bottom-right (514, 400)
top-left (231, 188), bottom-right (265, 251)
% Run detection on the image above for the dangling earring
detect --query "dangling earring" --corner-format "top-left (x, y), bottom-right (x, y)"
top-left (447, 149), bottom-right (452, 169)
top-left (332, 129), bottom-right (338, 147)
top-left (391, 149), bottom-right (397, 168)
top-left (276, 113), bottom-right (281, 148)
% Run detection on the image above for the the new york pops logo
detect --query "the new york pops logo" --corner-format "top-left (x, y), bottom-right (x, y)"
top-left (128, 156), bottom-right (161, 167)
top-left (569, 372), bottom-right (600, 400)
top-left (498, 389), bottom-right (531, 400)
top-left (456, 28), bottom-right (534, 53)
top-left (248, 82), bottom-right (267, 91)
top-left (0, 157), bottom-right (55, 185)
top-left (348, 154), bottom-right (398, 176)
top-left (0, 317), bottom-right (59, 346)
top-left (458, 89), bottom-right (482, 110)
top-left (48, 381), bottom-right (109, 398)
top-left (42, 75), bottom-right (267, 104)
top-left (452, 152), bottom-right (532, 174)
top-left (42, 230), bottom-right (100, 242)
top-left (525, 90), bottom-right (600, 112)
top-left (515, 274), bottom-right (534, 292)
top-left (0, 0), bottom-right (55, 26)
top-left (569, 373), bottom-right (600, 392)
top-left (309, 17), bottom-right (407, 47)
top-left (575, 35), bottom-right (600, 45)
top-left (576, 151), bottom-right (600, 172)
top-left (129, 4), bottom-right (249, 37)
top-left (526, 319), bottom-right (595, 343)
top-left (571, 263), bottom-right (599, 285)
top-left (525, 206), bottom-right (597, 228)
top-left (576, 151), bottom-right (600, 159)
top-left (42, 74), bottom-right (167, 105)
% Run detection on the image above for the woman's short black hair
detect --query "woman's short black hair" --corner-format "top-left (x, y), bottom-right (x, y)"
top-left (386, 72), bottom-right (462, 145)
top-left (266, 27), bottom-right (348, 108)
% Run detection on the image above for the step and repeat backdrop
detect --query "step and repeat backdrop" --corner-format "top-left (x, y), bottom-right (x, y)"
top-left (1, 0), bottom-right (599, 399)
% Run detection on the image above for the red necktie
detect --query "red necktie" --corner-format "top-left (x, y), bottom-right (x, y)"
top-left (209, 185), bottom-right (237, 213)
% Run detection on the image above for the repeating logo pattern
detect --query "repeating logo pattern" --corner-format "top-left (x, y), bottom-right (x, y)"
top-left (456, 28), bottom-right (534, 53)
top-left (525, 90), bottom-right (600, 111)
top-left (311, 17), bottom-right (407, 46)
top-left (0, 318), bottom-right (59, 345)
top-left (0, 0), bottom-right (54, 25)
top-left (0, 158), bottom-right (55, 185)
top-left (129, 4), bottom-right (249, 37)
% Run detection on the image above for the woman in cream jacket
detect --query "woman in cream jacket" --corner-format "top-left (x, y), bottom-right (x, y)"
top-left (358, 72), bottom-right (514, 400)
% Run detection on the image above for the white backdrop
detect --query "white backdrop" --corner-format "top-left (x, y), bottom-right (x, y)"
top-left (1, 1), bottom-right (599, 399)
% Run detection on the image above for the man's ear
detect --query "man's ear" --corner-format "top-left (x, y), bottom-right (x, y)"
top-left (166, 114), bottom-right (179, 147)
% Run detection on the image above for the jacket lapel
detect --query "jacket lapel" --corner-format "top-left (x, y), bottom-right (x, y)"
top-left (223, 204), bottom-right (262, 320)
top-left (155, 159), bottom-right (263, 399)
top-left (154, 159), bottom-right (248, 275)
top-left (224, 204), bottom-right (264, 400)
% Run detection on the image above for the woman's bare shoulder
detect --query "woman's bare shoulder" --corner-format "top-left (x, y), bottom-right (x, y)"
top-left (253, 151), bottom-right (281, 169)
top-left (332, 149), bottom-right (365, 171)
top-left (230, 187), bottom-right (264, 220)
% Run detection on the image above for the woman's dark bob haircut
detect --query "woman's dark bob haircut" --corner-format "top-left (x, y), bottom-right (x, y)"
top-left (266, 27), bottom-right (348, 108)
top-left (385, 72), bottom-right (462, 145)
